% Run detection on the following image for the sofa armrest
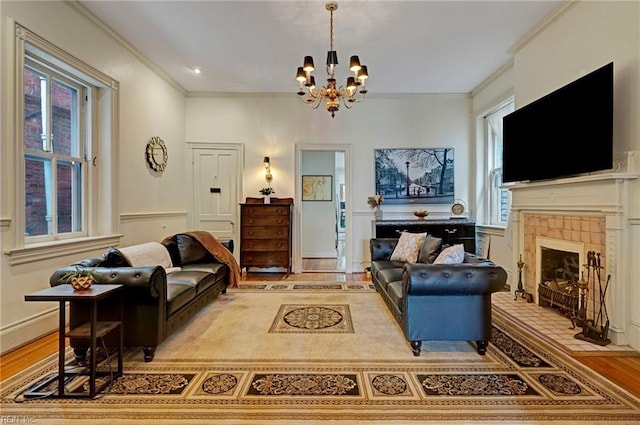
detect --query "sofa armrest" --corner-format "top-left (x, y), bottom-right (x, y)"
top-left (49, 266), bottom-right (167, 300)
top-left (402, 262), bottom-right (507, 296)
top-left (370, 238), bottom-right (398, 261)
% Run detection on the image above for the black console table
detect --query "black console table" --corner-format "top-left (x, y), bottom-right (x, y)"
top-left (374, 219), bottom-right (476, 253)
top-left (24, 284), bottom-right (123, 398)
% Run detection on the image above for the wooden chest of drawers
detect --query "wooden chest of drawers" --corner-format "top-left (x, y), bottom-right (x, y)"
top-left (240, 203), bottom-right (293, 273)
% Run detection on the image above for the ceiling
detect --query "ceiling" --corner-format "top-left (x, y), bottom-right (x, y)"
top-left (79, 0), bottom-right (565, 95)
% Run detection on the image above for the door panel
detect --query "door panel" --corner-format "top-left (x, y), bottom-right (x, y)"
top-left (192, 148), bottom-right (239, 242)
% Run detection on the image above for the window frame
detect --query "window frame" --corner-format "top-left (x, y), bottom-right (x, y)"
top-left (23, 59), bottom-right (89, 243)
top-left (6, 22), bottom-right (121, 265)
top-left (484, 99), bottom-right (514, 227)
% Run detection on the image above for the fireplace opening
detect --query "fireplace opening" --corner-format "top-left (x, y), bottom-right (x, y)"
top-left (537, 243), bottom-right (582, 318)
top-left (540, 246), bottom-right (580, 283)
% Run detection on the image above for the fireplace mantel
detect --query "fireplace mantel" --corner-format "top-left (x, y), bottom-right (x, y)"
top-left (507, 173), bottom-right (638, 213)
top-left (507, 173), bottom-right (638, 189)
top-left (507, 172), bottom-right (639, 348)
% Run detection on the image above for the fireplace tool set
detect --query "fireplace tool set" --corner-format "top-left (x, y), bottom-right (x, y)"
top-left (571, 251), bottom-right (611, 346)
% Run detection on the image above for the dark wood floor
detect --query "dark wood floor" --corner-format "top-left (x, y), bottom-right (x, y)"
top-left (2, 270), bottom-right (639, 399)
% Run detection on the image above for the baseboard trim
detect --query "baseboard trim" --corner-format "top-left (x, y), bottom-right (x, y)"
top-left (0, 307), bottom-right (60, 355)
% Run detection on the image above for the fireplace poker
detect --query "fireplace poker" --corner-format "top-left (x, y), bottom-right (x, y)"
top-left (595, 274), bottom-right (611, 328)
top-left (590, 251), bottom-right (597, 324)
top-left (596, 253), bottom-right (602, 316)
top-left (574, 255), bottom-right (611, 346)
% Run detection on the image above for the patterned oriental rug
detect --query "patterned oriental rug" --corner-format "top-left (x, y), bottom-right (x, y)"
top-left (2, 283), bottom-right (640, 424)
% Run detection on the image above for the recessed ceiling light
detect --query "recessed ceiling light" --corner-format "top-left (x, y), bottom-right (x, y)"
top-left (193, 67), bottom-right (201, 75)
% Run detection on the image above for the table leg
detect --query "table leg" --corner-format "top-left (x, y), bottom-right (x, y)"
top-left (58, 300), bottom-right (66, 397)
top-left (89, 299), bottom-right (97, 397)
top-left (118, 294), bottom-right (123, 375)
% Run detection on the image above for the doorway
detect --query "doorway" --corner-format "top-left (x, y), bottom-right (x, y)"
top-left (295, 144), bottom-right (351, 273)
top-left (189, 143), bottom-right (243, 261)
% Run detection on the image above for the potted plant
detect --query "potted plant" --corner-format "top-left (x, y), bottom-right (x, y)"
top-left (259, 187), bottom-right (275, 203)
top-left (62, 266), bottom-right (96, 291)
top-left (367, 194), bottom-right (384, 220)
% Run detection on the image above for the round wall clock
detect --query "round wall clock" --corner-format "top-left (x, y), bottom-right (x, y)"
top-left (146, 136), bottom-right (168, 172)
top-left (450, 199), bottom-right (467, 218)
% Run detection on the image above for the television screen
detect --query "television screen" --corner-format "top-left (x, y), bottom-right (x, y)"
top-left (502, 62), bottom-right (613, 183)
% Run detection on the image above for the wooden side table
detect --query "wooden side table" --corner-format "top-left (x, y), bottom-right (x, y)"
top-left (24, 284), bottom-right (124, 398)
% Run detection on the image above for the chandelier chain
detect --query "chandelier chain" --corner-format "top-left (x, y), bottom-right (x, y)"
top-left (329, 7), bottom-right (334, 52)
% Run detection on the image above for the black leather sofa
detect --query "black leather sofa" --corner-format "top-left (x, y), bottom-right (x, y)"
top-left (49, 234), bottom-right (234, 362)
top-left (370, 237), bottom-right (507, 355)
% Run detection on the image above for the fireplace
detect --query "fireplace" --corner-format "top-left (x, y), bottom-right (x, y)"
top-left (536, 237), bottom-right (584, 317)
top-left (507, 173), bottom-right (639, 348)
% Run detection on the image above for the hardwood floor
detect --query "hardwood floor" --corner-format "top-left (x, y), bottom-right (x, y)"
top-left (2, 271), bottom-right (640, 399)
top-left (0, 330), bottom-right (60, 381)
top-left (302, 238), bottom-right (346, 271)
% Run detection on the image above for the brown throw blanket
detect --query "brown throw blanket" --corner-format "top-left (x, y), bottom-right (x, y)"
top-left (164, 231), bottom-right (241, 288)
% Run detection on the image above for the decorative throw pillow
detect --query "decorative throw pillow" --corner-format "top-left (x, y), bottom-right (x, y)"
top-left (176, 234), bottom-right (212, 264)
top-left (417, 234), bottom-right (443, 264)
top-left (390, 232), bottom-right (427, 263)
top-left (433, 244), bottom-right (465, 264)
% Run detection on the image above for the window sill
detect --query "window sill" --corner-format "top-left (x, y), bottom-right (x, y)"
top-left (476, 224), bottom-right (506, 236)
top-left (4, 234), bottom-right (122, 266)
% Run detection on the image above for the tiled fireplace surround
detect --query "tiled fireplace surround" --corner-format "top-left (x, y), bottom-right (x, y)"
top-left (508, 173), bottom-right (639, 349)
top-left (522, 214), bottom-right (604, 319)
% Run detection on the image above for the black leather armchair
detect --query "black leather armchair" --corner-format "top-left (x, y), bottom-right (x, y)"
top-left (370, 237), bottom-right (507, 355)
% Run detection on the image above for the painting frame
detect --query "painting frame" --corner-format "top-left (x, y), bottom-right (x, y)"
top-left (374, 148), bottom-right (454, 205)
top-left (302, 175), bottom-right (333, 201)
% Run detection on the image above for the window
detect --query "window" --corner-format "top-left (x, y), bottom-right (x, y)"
top-left (485, 100), bottom-right (514, 226)
top-left (23, 60), bottom-right (87, 241)
top-left (7, 23), bottom-right (120, 264)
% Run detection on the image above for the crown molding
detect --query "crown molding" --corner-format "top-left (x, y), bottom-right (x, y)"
top-left (509, 1), bottom-right (577, 55)
top-left (64, 1), bottom-right (186, 95)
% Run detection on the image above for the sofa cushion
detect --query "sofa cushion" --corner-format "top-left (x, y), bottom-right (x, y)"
top-left (390, 232), bottom-right (427, 263)
top-left (377, 267), bottom-right (404, 291)
top-left (371, 260), bottom-right (405, 280)
top-left (417, 235), bottom-right (443, 264)
top-left (168, 270), bottom-right (217, 295)
top-left (166, 283), bottom-right (196, 315)
top-left (387, 281), bottom-right (404, 313)
top-left (101, 247), bottom-right (132, 267)
top-left (181, 263), bottom-right (229, 292)
top-left (176, 234), bottom-right (214, 265)
top-left (181, 262), bottom-right (229, 276)
top-left (433, 244), bottom-right (465, 264)
top-left (162, 238), bottom-right (181, 266)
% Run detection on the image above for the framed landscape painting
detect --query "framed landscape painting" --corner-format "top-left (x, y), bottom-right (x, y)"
top-left (374, 148), bottom-right (454, 205)
top-left (302, 175), bottom-right (333, 201)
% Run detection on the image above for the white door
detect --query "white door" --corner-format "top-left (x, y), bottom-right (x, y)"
top-left (191, 146), bottom-right (241, 243)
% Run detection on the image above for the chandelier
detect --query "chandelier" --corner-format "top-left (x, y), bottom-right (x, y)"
top-left (295, 2), bottom-right (368, 118)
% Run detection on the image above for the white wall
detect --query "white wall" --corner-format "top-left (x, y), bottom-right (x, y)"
top-left (0, 1), bottom-right (187, 353)
top-left (513, 1), bottom-right (639, 168)
top-left (185, 93), bottom-right (473, 270)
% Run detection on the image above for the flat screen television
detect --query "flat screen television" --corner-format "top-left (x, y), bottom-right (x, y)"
top-left (502, 62), bottom-right (613, 183)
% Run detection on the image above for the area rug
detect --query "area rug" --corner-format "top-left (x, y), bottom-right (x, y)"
top-left (2, 287), bottom-right (640, 424)
top-left (234, 280), bottom-right (375, 292)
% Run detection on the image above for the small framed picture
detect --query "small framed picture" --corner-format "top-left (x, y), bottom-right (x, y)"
top-left (302, 175), bottom-right (333, 201)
